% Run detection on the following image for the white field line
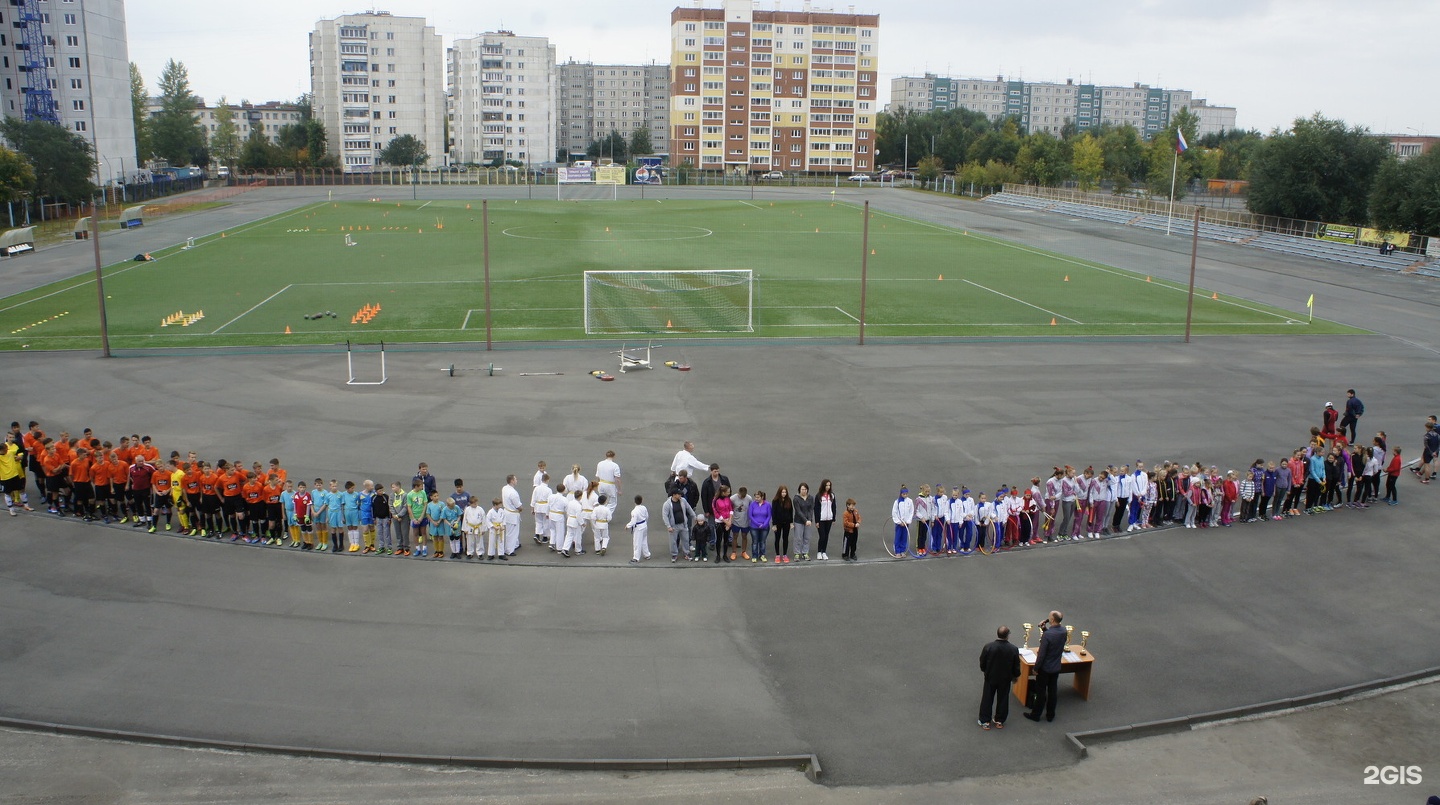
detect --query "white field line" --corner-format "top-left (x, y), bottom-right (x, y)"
top-left (0, 202), bottom-right (330, 316)
top-left (961, 279), bottom-right (1082, 324)
top-left (865, 207), bottom-right (1297, 323)
top-left (417, 201), bottom-right (433, 210)
top-left (738, 200), bottom-right (763, 210)
top-left (211, 285), bottom-right (293, 333)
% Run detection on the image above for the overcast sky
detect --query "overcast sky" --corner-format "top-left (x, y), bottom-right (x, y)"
top-left (128, 0), bottom-right (1436, 136)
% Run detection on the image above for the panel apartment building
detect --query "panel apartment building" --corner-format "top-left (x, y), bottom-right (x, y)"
top-left (448, 31), bottom-right (556, 166)
top-left (888, 74), bottom-right (1237, 139)
top-left (557, 61), bottom-right (669, 162)
top-left (310, 11), bottom-right (444, 173)
top-left (669, 0), bottom-right (879, 174)
top-left (0, 0), bottom-right (136, 182)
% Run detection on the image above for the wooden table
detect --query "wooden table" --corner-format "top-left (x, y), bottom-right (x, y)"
top-left (1013, 647), bottom-right (1094, 704)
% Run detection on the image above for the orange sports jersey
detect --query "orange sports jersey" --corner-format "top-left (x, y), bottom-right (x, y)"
top-left (265, 482), bottom-right (283, 504)
top-left (55, 442), bottom-right (74, 464)
top-left (41, 452), bottom-right (66, 477)
top-left (105, 458), bottom-right (127, 486)
top-left (242, 479), bottom-right (264, 504)
top-left (90, 460), bottom-right (111, 487)
top-left (116, 444), bottom-right (135, 463)
top-left (138, 445), bottom-right (160, 462)
top-left (268, 465), bottom-right (287, 483)
top-left (222, 470), bottom-right (243, 497)
top-left (22, 430), bottom-right (43, 455)
top-left (183, 469), bottom-right (202, 495)
top-left (199, 471), bottom-right (220, 496)
top-left (152, 472), bottom-right (172, 495)
top-left (69, 457), bottom-right (92, 484)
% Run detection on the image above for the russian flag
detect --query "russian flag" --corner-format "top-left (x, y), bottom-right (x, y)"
top-left (1176, 130), bottom-right (1189, 155)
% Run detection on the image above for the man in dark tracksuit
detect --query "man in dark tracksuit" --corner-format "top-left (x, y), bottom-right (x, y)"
top-left (978, 626), bottom-right (1021, 728)
top-left (1025, 611), bottom-right (1066, 723)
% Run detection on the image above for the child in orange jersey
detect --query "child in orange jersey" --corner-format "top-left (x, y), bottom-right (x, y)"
top-left (242, 473), bottom-right (266, 543)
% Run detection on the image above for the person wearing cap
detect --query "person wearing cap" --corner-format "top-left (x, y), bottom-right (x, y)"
top-left (890, 486), bottom-right (915, 557)
top-left (1321, 402), bottom-right (1339, 441)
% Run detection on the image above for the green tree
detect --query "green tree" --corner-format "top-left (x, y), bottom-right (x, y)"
top-left (129, 62), bottom-right (152, 165)
top-left (629, 127), bottom-right (653, 157)
top-left (586, 130), bottom-right (629, 163)
top-left (1097, 123), bottom-right (1146, 193)
top-left (915, 154), bottom-right (945, 182)
top-left (151, 59), bottom-right (206, 166)
top-left (967, 119), bottom-right (1022, 166)
top-left (1246, 114), bottom-right (1391, 225)
top-left (378, 133), bottom-right (429, 167)
top-left (1070, 133), bottom-right (1103, 191)
top-left (1015, 132), bottom-right (1069, 186)
top-left (209, 97), bottom-right (241, 168)
top-left (237, 126), bottom-right (277, 172)
top-left (1143, 107), bottom-right (1203, 199)
top-left (0, 118), bottom-right (97, 202)
top-left (1199, 129), bottom-right (1264, 180)
top-left (0, 145), bottom-right (36, 203)
top-left (1370, 148), bottom-right (1440, 236)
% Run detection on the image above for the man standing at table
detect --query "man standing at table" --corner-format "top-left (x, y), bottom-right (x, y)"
top-left (978, 625), bottom-right (1021, 730)
top-left (1025, 610), bottom-right (1066, 723)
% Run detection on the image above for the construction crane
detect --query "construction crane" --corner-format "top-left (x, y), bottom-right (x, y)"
top-left (15, 0), bottom-right (59, 124)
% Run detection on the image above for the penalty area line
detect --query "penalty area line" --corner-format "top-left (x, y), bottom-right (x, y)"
top-left (211, 285), bottom-right (293, 334)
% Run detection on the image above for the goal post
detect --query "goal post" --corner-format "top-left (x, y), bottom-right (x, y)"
top-left (584, 270), bottom-right (755, 334)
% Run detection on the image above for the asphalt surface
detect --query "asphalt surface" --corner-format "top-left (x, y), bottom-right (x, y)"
top-left (1, 185), bottom-right (1438, 798)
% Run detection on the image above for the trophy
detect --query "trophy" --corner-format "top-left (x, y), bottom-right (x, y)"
top-left (1079, 630), bottom-right (1092, 655)
top-left (1064, 625), bottom-right (1074, 651)
top-left (1022, 623), bottom-right (1034, 650)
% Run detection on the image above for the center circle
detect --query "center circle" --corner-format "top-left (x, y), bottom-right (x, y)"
top-left (501, 225), bottom-right (714, 242)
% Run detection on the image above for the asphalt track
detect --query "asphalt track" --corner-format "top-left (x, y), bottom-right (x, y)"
top-left (1, 184), bottom-right (1438, 797)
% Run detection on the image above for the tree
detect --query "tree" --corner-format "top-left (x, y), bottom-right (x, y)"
top-left (1199, 129), bottom-right (1264, 181)
top-left (129, 62), bottom-right (152, 165)
top-left (629, 127), bottom-right (653, 157)
top-left (378, 134), bottom-right (428, 167)
top-left (1097, 123), bottom-right (1146, 193)
top-left (0, 145), bottom-right (36, 203)
top-left (1071, 133), bottom-right (1103, 192)
top-left (967, 119), bottom-right (1022, 166)
top-left (1015, 132), bottom-right (1069, 186)
top-left (1246, 114), bottom-right (1391, 225)
top-left (237, 126), bottom-right (277, 172)
top-left (0, 118), bottom-right (96, 202)
top-left (1143, 107), bottom-right (1202, 199)
top-left (1370, 148), bottom-right (1440, 236)
top-left (151, 59), bottom-right (206, 166)
top-left (209, 97), bottom-right (241, 168)
top-left (915, 154), bottom-right (944, 183)
top-left (586, 130), bottom-right (629, 163)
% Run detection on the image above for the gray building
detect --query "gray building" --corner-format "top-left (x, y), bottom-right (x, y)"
top-left (557, 60), bottom-right (669, 160)
top-left (448, 31), bottom-right (556, 166)
top-left (310, 11), bottom-right (445, 173)
top-left (887, 73), bottom-right (1237, 139)
top-left (0, 0), bottom-right (137, 184)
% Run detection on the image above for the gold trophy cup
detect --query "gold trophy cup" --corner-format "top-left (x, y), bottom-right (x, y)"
top-left (1064, 625), bottom-right (1074, 651)
top-left (1022, 623), bottom-right (1034, 650)
top-left (1080, 630), bottom-right (1091, 655)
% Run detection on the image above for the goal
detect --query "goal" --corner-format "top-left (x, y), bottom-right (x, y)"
top-left (557, 182), bottom-right (618, 202)
top-left (584, 270), bottom-right (755, 334)
top-left (557, 164), bottom-right (623, 201)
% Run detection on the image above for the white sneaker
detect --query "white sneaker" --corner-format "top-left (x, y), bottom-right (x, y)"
top-left (818, 552), bottom-right (827, 560)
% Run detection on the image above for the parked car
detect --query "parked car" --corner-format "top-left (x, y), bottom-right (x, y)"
top-left (760, 171), bottom-right (785, 180)
top-left (847, 173), bottom-right (873, 182)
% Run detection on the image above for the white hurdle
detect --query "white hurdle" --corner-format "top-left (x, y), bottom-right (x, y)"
top-left (346, 340), bottom-right (387, 385)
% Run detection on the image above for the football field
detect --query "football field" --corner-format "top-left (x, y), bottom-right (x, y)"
top-left (0, 197), bottom-right (1361, 350)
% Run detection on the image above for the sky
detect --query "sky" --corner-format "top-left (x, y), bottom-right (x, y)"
top-left (127, 0), bottom-right (1437, 136)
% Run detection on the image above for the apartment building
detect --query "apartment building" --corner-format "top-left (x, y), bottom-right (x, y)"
top-left (669, 0), bottom-right (880, 174)
top-left (557, 60), bottom-right (668, 160)
top-left (448, 31), bottom-right (556, 166)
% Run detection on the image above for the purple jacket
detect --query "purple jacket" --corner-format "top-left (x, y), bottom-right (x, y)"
top-left (748, 499), bottom-right (772, 530)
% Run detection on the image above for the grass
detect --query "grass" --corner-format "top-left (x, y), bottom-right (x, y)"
top-left (0, 198), bottom-right (1363, 351)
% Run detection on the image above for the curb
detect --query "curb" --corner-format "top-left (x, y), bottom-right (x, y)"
top-left (0, 716), bottom-right (822, 782)
top-left (1064, 666), bottom-right (1440, 758)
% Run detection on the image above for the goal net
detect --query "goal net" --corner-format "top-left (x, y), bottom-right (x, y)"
top-left (584, 270), bottom-right (754, 334)
top-left (557, 182), bottom-right (617, 202)
top-left (557, 164), bottom-right (623, 201)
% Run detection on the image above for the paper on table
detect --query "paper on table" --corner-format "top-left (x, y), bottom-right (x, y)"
top-left (1063, 651), bottom-right (1083, 662)
top-left (1019, 649), bottom-right (1037, 663)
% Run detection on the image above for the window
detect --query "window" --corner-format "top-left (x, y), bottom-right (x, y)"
top-left (70, 78), bottom-right (82, 89)
top-left (74, 121), bottom-right (86, 131)
top-left (63, 13), bottom-right (77, 24)
top-left (65, 35), bottom-right (78, 47)
top-left (72, 99), bottom-right (84, 111)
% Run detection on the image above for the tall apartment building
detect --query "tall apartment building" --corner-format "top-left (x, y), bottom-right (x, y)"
top-left (448, 31), bottom-right (556, 167)
top-left (310, 11), bottom-right (444, 173)
top-left (557, 60), bottom-right (669, 161)
top-left (0, 0), bottom-right (137, 182)
top-left (887, 73), bottom-right (1238, 139)
top-left (669, 0), bottom-right (880, 174)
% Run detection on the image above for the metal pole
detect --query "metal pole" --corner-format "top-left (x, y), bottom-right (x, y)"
top-left (483, 199), bottom-right (492, 351)
top-left (91, 199), bottom-right (111, 357)
top-left (859, 200), bottom-right (870, 345)
top-left (1166, 150), bottom-right (1178, 236)
top-left (1183, 206), bottom-right (1201, 344)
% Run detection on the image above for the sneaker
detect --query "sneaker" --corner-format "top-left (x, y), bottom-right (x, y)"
top-left (164, 524), bottom-right (172, 531)
top-left (818, 552), bottom-right (827, 560)
top-left (669, 556), bottom-right (674, 562)
top-left (760, 556), bottom-right (768, 563)
top-left (6, 508), bottom-right (14, 517)
top-left (629, 558), bottom-right (640, 564)
top-left (751, 557), bottom-right (757, 563)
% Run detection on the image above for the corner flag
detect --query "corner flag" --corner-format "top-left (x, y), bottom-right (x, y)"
top-left (1176, 130), bottom-right (1189, 154)
top-left (1306, 293), bottom-right (1314, 309)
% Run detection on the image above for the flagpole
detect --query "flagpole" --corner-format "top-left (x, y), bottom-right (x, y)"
top-left (1166, 150), bottom-right (1178, 237)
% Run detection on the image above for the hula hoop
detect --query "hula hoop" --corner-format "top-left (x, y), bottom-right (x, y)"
top-left (882, 522), bottom-right (906, 558)
top-left (977, 520), bottom-right (997, 555)
top-left (955, 521), bottom-right (976, 556)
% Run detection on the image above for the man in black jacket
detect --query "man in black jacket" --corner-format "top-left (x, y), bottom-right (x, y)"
top-left (1025, 610), bottom-right (1066, 723)
top-left (978, 625), bottom-right (1021, 729)
top-left (699, 463), bottom-right (731, 517)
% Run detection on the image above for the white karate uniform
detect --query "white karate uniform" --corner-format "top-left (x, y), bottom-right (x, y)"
top-left (530, 483), bottom-right (552, 542)
top-left (547, 492), bottom-right (568, 549)
top-left (463, 503), bottom-right (487, 557)
top-left (559, 473), bottom-right (588, 496)
top-left (563, 497), bottom-right (584, 553)
top-left (626, 503), bottom-right (649, 561)
top-left (595, 458), bottom-right (621, 503)
top-left (502, 483), bottom-right (523, 554)
top-left (593, 502), bottom-right (613, 552)
top-left (486, 506), bottom-right (505, 558)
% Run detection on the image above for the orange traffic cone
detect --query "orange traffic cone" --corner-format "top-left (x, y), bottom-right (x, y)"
top-left (666, 320), bottom-right (673, 328)
top-left (870, 249), bottom-right (876, 255)
top-left (1063, 275), bottom-right (1070, 282)
top-left (284, 325), bottom-right (292, 334)
top-left (1050, 318), bottom-right (1057, 326)
top-left (1146, 276), bottom-right (1152, 282)
top-left (1211, 292), bottom-right (1218, 300)
top-left (938, 274), bottom-right (944, 280)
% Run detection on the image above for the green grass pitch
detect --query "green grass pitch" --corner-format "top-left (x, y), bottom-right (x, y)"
top-left (0, 198), bottom-right (1362, 350)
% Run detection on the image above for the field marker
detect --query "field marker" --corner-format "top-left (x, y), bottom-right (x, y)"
top-left (211, 285), bottom-right (293, 334)
top-left (962, 279), bottom-right (1082, 324)
top-left (738, 200), bottom-right (762, 210)
top-left (417, 201), bottom-right (432, 210)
